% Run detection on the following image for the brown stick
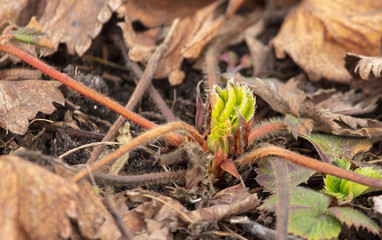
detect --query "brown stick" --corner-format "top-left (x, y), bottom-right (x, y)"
top-left (236, 145), bottom-right (382, 189)
top-left (72, 122), bottom-right (203, 182)
top-left (93, 171), bottom-right (185, 186)
top-left (87, 19), bottom-right (179, 164)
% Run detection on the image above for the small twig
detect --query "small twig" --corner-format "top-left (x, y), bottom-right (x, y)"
top-left (72, 122), bottom-right (203, 182)
top-left (236, 145), bottom-right (382, 189)
top-left (93, 171), bottom-right (185, 186)
top-left (230, 216), bottom-right (301, 240)
top-left (30, 121), bottom-right (106, 140)
top-left (87, 19), bottom-right (179, 164)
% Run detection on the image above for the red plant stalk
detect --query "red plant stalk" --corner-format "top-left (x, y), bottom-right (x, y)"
top-left (0, 43), bottom-right (183, 145)
top-left (236, 145), bottom-right (382, 189)
top-left (248, 122), bottom-right (285, 143)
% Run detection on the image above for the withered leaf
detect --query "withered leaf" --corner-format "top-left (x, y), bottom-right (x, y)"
top-left (345, 53), bottom-right (382, 81)
top-left (271, 0), bottom-right (382, 83)
top-left (122, 186), bottom-right (259, 238)
top-left (232, 74), bottom-right (382, 138)
top-left (1, 1), bottom-right (122, 56)
top-left (284, 114), bottom-right (313, 139)
top-left (0, 80), bottom-right (65, 135)
top-left (37, 0), bottom-right (122, 55)
top-left (118, 0), bottom-right (245, 85)
top-left (0, 155), bottom-right (121, 240)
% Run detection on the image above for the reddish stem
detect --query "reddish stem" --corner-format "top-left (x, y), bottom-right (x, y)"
top-left (248, 122), bottom-right (285, 143)
top-left (0, 43), bottom-right (183, 145)
top-left (236, 145), bottom-right (382, 189)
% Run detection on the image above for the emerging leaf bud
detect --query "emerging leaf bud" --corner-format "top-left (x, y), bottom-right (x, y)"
top-left (207, 79), bottom-right (255, 154)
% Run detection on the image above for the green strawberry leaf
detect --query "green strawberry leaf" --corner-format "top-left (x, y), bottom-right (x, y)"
top-left (324, 159), bottom-right (382, 203)
top-left (261, 187), bottom-right (341, 240)
top-left (327, 207), bottom-right (380, 235)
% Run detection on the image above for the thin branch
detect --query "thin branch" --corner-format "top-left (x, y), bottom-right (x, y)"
top-left (72, 122), bottom-right (203, 182)
top-left (93, 171), bottom-right (185, 186)
top-left (236, 145), bottom-right (382, 189)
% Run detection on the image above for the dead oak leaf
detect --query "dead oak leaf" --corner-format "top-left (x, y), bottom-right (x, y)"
top-left (0, 155), bottom-right (121, 240)
top-left (0, 80), bottom-right (64, 135)
top-left (271, 0), bottom-right (382, 83)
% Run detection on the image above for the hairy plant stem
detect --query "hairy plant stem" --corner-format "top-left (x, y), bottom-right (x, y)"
top-left (248, 121), bottom-right (285, 143)
top-left (72, 122), bottom-right (203, 182)
top-left (0, 43), bottom-right (183, 146)
top-left (236, 145), bottom-right (382, 189)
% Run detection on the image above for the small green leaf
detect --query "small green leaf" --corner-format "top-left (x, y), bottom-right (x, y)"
top-left (302, 133), bottom-right (372, 163)
top-left (11, 17), bottom-right (54, 49)
top-left (261, 187), bottom-right (342, 240)
top-left (328, 207), bottom-right (380, 234)
top-left (324, 159), bottom-right (382, 203)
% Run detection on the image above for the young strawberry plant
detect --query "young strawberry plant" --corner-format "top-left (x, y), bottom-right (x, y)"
top-left (2, 18), bottom-right (382, 240)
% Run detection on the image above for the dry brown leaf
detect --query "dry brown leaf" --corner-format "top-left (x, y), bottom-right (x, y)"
top-left (118, 0), bottom-right (245, 85)
top-left (0, 155), bottom-right (121, 240)
top-left (0, 0), bottom-right (29, 24)
top-left (345, 53), bottom-right (382, 81)
top-left (121, 185), bottom-right (259, 238)
top-left (0, 0), bottom-right (122, 56)
top-left (271, 0), bottom-right (382, 83)
top-left (0, 80), bottom-right (65, 135)
top-left (37, 0), bottom-right (122, 55)
top-left (231, 74), bottom-right (382, 138)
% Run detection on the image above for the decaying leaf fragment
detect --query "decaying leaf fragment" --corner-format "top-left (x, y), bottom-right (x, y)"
top-left (0, 155), bottom-right (121, 240)
top-left (271, 0), bottom-right (382, 83)
top-left (0, 80), bottom-right (65, 135)
top-left (345, 53), bottom-right (382, 96)
top-left (120, 185), bottom-right (259, 239)
top-left (345, 53), bottom-right (382, 81)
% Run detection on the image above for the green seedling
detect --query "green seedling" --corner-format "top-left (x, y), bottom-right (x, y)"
top-left (324, 158), bottom-right (382, 203)
top-left (207, 79), bottom-right (255, 154)
top-left (206, 80), bottom-right (255, 177)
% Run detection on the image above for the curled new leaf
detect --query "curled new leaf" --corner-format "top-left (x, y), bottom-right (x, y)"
top-left (324, 158), bottom-right (382, 203)
top-left (207, 79), bottom-right (255, 154)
